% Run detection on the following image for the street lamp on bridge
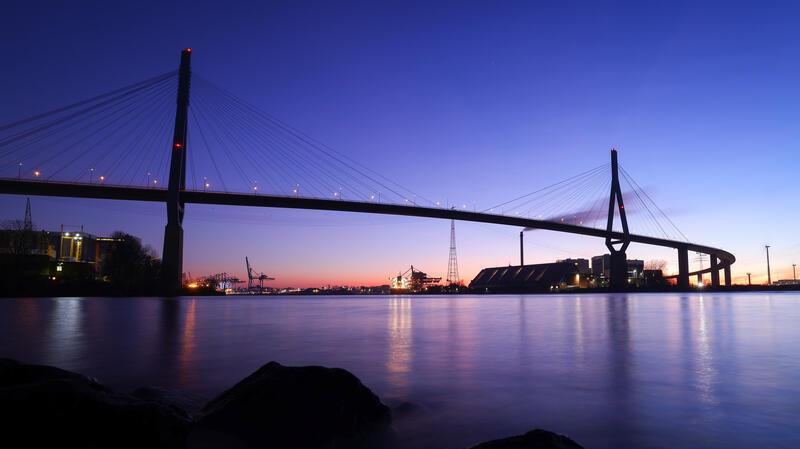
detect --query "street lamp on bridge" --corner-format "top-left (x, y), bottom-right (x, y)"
top-left (765, 245), bottom-right (772, 285)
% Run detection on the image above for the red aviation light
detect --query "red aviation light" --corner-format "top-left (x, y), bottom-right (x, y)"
top-left (185, 48), bottom-right (192, 53)
top-left (174, 143), bottom-right (183, 149)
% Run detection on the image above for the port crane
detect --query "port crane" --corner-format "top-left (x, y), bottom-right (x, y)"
top-left (246, 257), bottom-right (275, 291)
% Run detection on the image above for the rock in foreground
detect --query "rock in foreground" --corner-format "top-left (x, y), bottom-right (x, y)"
top-left (0, 358), bottom-right (191, 449)
top-left (470, 428), bottom-right (584, 449)
top-left (197, 361), bottom-right (391, 448)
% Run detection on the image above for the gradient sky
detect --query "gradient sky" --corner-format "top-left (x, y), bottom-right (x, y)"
top-left (2, 0), bottom-right (800, 286)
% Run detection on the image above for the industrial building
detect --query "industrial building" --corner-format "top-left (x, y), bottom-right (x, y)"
top-left (591, 254), bottom-right (645, 286)
top-left (0, 200), bottom-right (123, 282)
top-left (469, 261), bottom-right (589, 292)
top-left (556, 258), bottom-right (591, 275)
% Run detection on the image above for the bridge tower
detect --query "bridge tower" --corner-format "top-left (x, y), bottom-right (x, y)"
top-left (606, 149), bottom-right (630, 290)
top-left (162, 48), bottom-right (192, 294)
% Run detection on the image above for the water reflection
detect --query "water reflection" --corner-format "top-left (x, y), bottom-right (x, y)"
top-left (179, 299), bottom-right (197, 387)
top-left (695, 296), bottom-right (718, 405)
top-left (44, 298), bottom-right (85, 367)
top-left (606, 295), bottom-right (631, 392)
top-left (386, 297), bottom-right (413, 394)
top-left (156, 298), bottom-right (182, 385)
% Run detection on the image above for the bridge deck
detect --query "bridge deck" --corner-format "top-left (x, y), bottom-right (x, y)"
top-left (0, 179), bottom-right (734, 277)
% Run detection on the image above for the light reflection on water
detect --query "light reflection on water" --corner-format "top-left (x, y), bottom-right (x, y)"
top-left (386, 297), bottom-right (412, 396)
top-left (1, 293), bottom-right (799, 449)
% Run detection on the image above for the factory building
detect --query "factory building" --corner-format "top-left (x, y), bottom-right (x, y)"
top-left (0, 201), bottom-right (125, 281)
top-left (1, 227), bottom-right (123, 281)
top-left (591, 254), bottom-right (645, 286)
top-left (469, 261), bottom-right (589, 292)
top-left (556, 258), bottom-right (591, 275)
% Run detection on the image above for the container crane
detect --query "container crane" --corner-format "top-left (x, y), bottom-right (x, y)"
top-left (246, 257), bottom-right (275, 291)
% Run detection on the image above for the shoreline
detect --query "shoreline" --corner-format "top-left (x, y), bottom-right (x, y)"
top-left (3, 284), bottom-right (800, 298)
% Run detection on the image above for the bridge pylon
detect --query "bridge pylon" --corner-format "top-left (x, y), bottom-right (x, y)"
top-left (677, 246), bottom-right (690, 289)
top-left (605, 149), bottom-right (630, 290)
top-left (162, 48), bottom-right (192, 294)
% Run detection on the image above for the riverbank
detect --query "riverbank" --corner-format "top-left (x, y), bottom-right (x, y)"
top-left (4, 283), bottom-right (800, 298)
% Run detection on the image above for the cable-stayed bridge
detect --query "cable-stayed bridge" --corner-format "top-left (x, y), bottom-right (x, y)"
top-left (0, 49), bottom-right (734, 292)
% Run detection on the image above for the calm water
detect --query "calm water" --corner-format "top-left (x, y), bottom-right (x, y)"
top-left (1, 293), bottom-right (799, 448)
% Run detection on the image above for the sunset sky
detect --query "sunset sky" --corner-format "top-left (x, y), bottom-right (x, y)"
top-left (2, 1), bottom-right (800, 286)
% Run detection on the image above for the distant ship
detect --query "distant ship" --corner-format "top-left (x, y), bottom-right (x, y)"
top-left (390, 265), bottom-right (441, 293)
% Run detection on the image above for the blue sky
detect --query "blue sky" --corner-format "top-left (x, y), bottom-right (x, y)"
top-left (2, 1), bottom-right (799, 285)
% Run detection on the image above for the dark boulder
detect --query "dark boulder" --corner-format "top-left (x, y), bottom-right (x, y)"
top-left (0, 358), bottom-right (191, 449)
top-left (469, 428), bottom-right (584, 449)
top-left (0, 357), bottom-right (99, 386)
top-left (132, 386), bottom-right (204, 418)
top-left (196, 361), bottom-right (391, 449)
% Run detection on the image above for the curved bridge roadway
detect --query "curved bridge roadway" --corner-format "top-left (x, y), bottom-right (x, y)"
top-left (0, 179), bottom-right (734, 287)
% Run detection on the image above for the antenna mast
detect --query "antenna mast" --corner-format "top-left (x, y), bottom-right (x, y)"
top-left (446, 219), bottom-right (460, 285)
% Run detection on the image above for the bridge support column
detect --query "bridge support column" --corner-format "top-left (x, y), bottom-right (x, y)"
top-left (162, 48), bottom-right (192, 295)
top-left (697, 273), bottom-right (703, 286)
top-left (710, 255), bottom-right (720, 287)
top-left (609, 251), bottom-right (628, 290)
top-left (678, 246), bottom-right (689, 289)
top-left (162, 224), bottom-right (184, 291)
top-left (724, 265), bottom-right (732, 286)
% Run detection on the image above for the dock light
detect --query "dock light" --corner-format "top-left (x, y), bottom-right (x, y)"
top-left (99, 175), bottom-right (105, 183)
top-left (153, 179), bottom-right (158, 185)
top-left (205, 182), bottom-right (210, 189)
top-left (34, 170), bottom-right (40, 177)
